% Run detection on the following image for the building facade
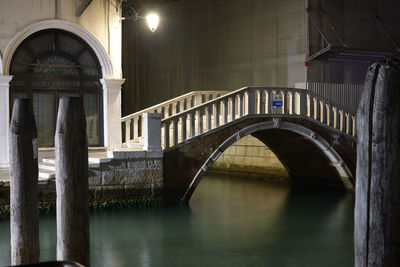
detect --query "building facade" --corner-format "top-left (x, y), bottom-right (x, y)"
top-left (122, 0), bottom-right (400, 115)
top-left (0, 0), bottom-right (125, 166)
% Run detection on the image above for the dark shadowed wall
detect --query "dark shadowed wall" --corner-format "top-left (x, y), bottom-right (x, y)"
top-left (122, 0), bottom-right (400, 116)
top-left (307, 0), bottom-right (400, 84)
top-left (122, 0), bottom-right (307, 115)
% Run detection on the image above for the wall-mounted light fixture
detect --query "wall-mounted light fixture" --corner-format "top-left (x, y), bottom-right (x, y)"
top-left (122, 4), bottom-right (159, 32)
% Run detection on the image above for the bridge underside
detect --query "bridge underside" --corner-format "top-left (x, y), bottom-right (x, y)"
top-left (163, 116), bottom-right (356, 203)
top-left (253, 129), bottom-right (346, 190)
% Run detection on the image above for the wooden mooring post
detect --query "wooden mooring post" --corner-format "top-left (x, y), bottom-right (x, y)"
top-left (355, 59), bottom-right (400, 266)
top-left (9, 99), bottom-right (39, 265)
top-left (55, 97), bottom-right (90, 266)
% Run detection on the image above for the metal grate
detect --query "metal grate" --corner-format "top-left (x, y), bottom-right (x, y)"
top-left (295, 82), bottom-right (363, 114)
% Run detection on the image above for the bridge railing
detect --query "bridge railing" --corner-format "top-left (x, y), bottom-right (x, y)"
top-left (121, 90), bottom-right (228, 144)
top-left (160, 87), bottom-right (356, 149)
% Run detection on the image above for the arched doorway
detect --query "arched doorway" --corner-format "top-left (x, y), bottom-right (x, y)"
top-left (9, 29), bottom-right (103, 146)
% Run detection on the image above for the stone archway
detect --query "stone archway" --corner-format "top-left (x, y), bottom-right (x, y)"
top-left (181, 120), bottom-right (354, 202)
top-left (162, 116), bottom-right (356, 203)
top-left (0, 19), bottom-right (124, 166)
top-left (8, 29), bottom-right (105, 146)
top-left (2, 19), bottom-right (113, 78)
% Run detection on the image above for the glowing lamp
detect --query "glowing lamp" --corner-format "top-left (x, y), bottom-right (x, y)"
top-left (146, 13), bottom-right (159, 32)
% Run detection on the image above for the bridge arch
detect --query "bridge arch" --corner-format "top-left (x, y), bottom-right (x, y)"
top-left (181, 120), bottom-right (354, 202)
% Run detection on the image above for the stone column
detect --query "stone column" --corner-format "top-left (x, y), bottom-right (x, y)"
top-left (0, 75), bottom-right (13, 167)
top-left (143, 113), bottom-right (162, 151)
top-left (101, 78), bottom-right (125, 151)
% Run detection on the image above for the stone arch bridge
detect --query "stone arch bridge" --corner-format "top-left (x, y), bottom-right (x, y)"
top-left (122, 87), bottom-right (357, 203)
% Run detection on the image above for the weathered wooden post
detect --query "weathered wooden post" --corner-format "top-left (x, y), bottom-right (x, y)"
top-left (9, 98), bottom-right (39, 265)
top-left (55, 97), bottom-right (90, 266)
top-left (355, 59), bottom-right (400, 266)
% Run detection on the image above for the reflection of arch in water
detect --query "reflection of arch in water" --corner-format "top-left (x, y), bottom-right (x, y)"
top-left (183, 120), bottom-right (354, 202)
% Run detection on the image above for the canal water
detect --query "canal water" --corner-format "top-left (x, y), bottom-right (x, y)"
top-left (0, 173), bottom-right (354, 266)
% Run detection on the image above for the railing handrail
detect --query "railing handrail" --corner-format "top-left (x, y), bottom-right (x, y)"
top-left (161, 87), bottom-right (355, 123)
top-left (122, 86), bottom-right (357, 149)
top-left (160, 86), bottom-right (249, 122)
top-left (121, 90), bottom-right (229, 122)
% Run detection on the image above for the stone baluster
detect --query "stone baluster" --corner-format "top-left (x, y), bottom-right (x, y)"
top-left (266, 90), bottom-right (272, 114)
top-left (172, 102), bottom-right (178, 115)
top-left (215, 102), bottom-right (220, 127)
top-left (345, 113), bottom-right (350, 135)
top-left (315, 98), bottom-right (321, 121)
top-left (183, 98), bottom-right (188, 110)
top-left (180, 100), bottom-right (185, 113)
top-left (231, 96), bottom-right (236, 121)
top-left (173, 118), bottom-right (179, 146)
top-left (340, 110), bottom-right (346, 132)
top-left (125, 120), bottom-right (131, 143)
top-left (163, 121), bottom-right (170, 149)
top-left (239, 92), bottom-right (244, 117)
top-left (194, 94), bottom-right (202, 107)
top-left (198, 108), bottom-right (204, 134)
top-left (257, 90), bottom-right (263, 114)
top-left (321, 100), bottom-right (326, 123)
top-left (181, 114), bottom-right (187, 142)
top-left (224, 99), bottom-right (229, 124)
top-left (207, 105), bottom-right (212, 131)
top-left (190, 112), bottom-right (196, 137)
top-left (309, 96), bottom-right (315, 119)
top-left (133, 117), bottom-right (139, 140)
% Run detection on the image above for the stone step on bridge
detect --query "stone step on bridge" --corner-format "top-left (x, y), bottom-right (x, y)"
top-left (122, 87), bottom-right (357, 203)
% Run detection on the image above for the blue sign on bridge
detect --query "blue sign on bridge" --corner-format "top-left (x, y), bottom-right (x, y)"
top-left (273, 100), bottom-right (283, 107)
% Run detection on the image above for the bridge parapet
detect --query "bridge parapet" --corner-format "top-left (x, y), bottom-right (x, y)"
top-left (121, 90), bottom-right (228, 145)
top-left (160, 87), bottom-right (356, 150)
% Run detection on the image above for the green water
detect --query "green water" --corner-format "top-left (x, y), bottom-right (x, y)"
top-left (0, 173), bottom-right (354, 266)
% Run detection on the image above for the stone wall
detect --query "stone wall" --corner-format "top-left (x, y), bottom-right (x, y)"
top-left (210, 135), bottom-right (289, 183)
top-left (88, 151), bottom-right (163, 202)
top-left (0, 151), bottom-right (163, 209)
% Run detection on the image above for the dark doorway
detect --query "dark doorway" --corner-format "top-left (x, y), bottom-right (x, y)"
top-left (9, 29), bottom-right (103, 147)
